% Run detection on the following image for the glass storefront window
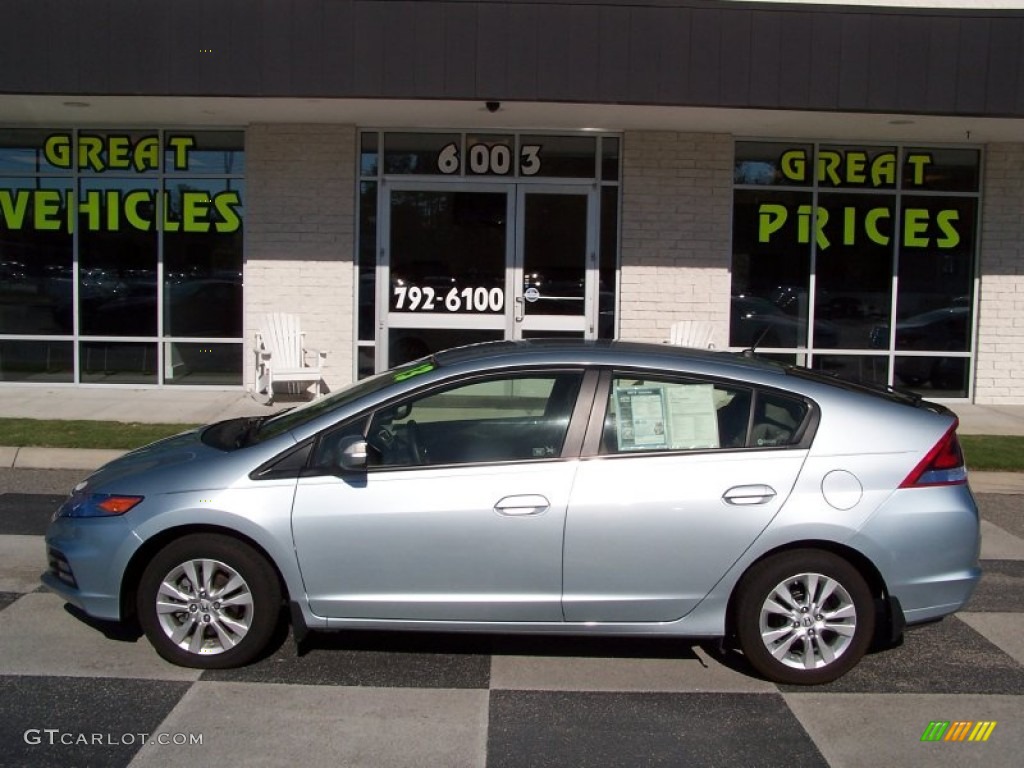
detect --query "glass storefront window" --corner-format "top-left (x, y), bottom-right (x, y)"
top-left (599, 186), bottom-right (619, 339)
top-left (730, 189), bottom-right (813, 348)
top-left (601, 137), bottom-right (620, 182)
top-left (812, 355), bottom-right (890, 388)
top-left (732, 141), bottom-right (980, 398)
top-left (734, 142), bottom-right (814, 186)
top-left (0, 340), bottom-right (73, 383)
top-left (383, 133), bottom-right (460, 175)
top-left (80, 341), bottom-right (157, 384)
top-left (163, 179), bottom-right (244, 339)
top-left (0, 129), bottom-right (244, 386)
top-left (163, 342), bottom-right (242, 386)
top-left (165, 132), bottom-right (244, 176)
top-left (360, 133), bottom-right (379, 177)
top-left (901, 148), bottom-right (980, 192)
top-left (358, 181), bottom-right (377, 342)
top-left (0, 178), bottom-right (74, 335)
top-left (813, 192), bottom-right (894, 350)
top-left (0, 129), bottom-right (71, 175)
top-left (816, 145), bottom-right (897, 190)
top-left (519, 135), bottom-right (596, 178)
top-left (78, 178), bottom-right (159, 337)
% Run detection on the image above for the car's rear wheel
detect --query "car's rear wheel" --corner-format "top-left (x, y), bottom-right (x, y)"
top-left (735, 550), bottom-right (874, 685)
top-left (137, 534), bottom-right (281, 669)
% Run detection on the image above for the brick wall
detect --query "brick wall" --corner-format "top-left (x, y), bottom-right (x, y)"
top-left (618, 131), bottom-right (733, 346)
top-left (245, 124), bottom-right (356, 393)
top-left (975, 144), bottom-right (1024, 404)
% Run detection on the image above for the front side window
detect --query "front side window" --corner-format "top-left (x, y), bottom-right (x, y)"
top-left (365, 372), bottom-right (583, 467)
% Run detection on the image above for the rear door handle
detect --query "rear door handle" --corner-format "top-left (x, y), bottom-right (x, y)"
top-left (723, 485), bottom-right (777, 505)
top-left (494, 495), bottom-right (550, 516)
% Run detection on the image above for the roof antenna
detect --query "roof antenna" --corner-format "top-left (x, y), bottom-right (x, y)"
top-left (743, 324), bottom-right (773, 357)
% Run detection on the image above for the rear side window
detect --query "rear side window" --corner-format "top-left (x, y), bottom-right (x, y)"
top-left (601, 376), bottom-right (752, 453)
top-left (599, 375), bottom-right (811, 454)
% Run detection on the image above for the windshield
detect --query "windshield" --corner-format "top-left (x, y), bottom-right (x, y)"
top-left (253, 357), bottom-right (438, 442)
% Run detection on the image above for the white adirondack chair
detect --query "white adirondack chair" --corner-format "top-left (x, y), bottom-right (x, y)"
top-left (253, 313), bottom-right (326, 403)
top-left (667, 320), bottom-right (717, 349)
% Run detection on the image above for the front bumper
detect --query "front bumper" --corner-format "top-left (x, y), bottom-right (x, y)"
top-left (42, 514), bottom-right (142, 622)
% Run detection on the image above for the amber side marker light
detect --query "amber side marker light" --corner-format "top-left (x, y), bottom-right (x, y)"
top-left (95, 496), bottom-right (145, 515)
top-left (57, 494), bottom-right (146, 518)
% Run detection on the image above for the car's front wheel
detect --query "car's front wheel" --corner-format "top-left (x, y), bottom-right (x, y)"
top-left (137, 534), bottom-right (282, 669)
top-left (735, 550), bottom-right (874, 685)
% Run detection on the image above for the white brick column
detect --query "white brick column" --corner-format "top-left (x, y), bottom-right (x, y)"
top-left (245, 124), bottom-right (356, 393)
top-left (975, 143), bottom-right (1024, 404)
top-left (618, 132), bottom-right (733, 345)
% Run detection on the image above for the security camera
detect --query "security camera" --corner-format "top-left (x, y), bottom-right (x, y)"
top-left (485, 101), bottom-right (501, 113)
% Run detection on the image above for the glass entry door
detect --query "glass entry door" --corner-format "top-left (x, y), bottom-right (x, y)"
top-left (380, 182), bottom-right (596, 369)
top-left (514, 186), bottom-right (595, 339)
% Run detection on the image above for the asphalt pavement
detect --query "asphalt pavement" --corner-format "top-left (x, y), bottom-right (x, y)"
top-left (1, 387), bottom-right (1022, 765)
top-left (1, 470), bottom-right (1021, 767)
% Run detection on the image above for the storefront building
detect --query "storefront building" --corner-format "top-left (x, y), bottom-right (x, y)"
top-left (1, 0), bottom-right (1022, 402)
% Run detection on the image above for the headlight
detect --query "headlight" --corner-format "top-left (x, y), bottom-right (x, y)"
top-left (56, 493), bottom-right (144, 519)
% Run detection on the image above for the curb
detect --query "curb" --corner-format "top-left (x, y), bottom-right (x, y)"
top-left (1, 446), bottom-right (127, 472)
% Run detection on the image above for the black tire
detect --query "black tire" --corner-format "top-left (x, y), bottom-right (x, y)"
top-left (734, 549), bottom-right (874, 685)
top-left (137, 534), bottom-right (282, 669)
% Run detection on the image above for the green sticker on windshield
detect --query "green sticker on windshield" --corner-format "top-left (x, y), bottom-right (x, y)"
top-left (393, 362), bottom-right (435, 382)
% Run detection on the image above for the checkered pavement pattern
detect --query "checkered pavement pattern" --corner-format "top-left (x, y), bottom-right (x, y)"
top-left (1, 474), bottom-right (1022, 768)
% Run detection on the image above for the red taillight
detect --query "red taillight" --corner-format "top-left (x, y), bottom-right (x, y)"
top-left (899, 422), bottom-right (967, 488)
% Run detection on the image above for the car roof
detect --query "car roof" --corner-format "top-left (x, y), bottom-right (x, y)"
top-left (433, 339), bottom-right (787, 377)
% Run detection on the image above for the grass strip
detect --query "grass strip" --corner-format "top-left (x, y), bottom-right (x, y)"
top-left (959, 435), bottom-right (1024, 472)
top-left (0, 418), bottom-right (196, 451)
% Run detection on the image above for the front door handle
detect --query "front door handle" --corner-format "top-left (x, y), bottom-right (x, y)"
top-left (494, 494), bottom-right (550, 516)
top-left (723, 485), bottom-right (777, 505)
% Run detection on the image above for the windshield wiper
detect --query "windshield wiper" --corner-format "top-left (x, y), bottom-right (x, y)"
top-left (236, 416), bottom-right (270, 448)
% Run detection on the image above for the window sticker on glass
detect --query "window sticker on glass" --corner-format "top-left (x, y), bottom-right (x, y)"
top-left (613, 383), bottom-right (720, 452)
top-left (393, 362), bottom-right (434, 382)
top-left (614, 386), bottom-right (669, 451)
top-left (663, 384), bottom-right (720, 449)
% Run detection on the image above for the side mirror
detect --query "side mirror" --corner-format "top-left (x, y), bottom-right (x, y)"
top-left (335, 436), bottom-right (370, 472)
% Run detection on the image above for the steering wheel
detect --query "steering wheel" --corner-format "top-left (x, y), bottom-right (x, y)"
top-left (405, 419), bottom-right (427, 465)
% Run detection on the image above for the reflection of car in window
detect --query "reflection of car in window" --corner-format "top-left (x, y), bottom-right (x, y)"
top-left (870, 302), bottom-right (969, 389)
top-left (730, 295), bottom-right (838, 348)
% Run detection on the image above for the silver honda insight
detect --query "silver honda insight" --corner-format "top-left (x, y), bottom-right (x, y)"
top-left (43, 340), bottom-right (980, 685)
